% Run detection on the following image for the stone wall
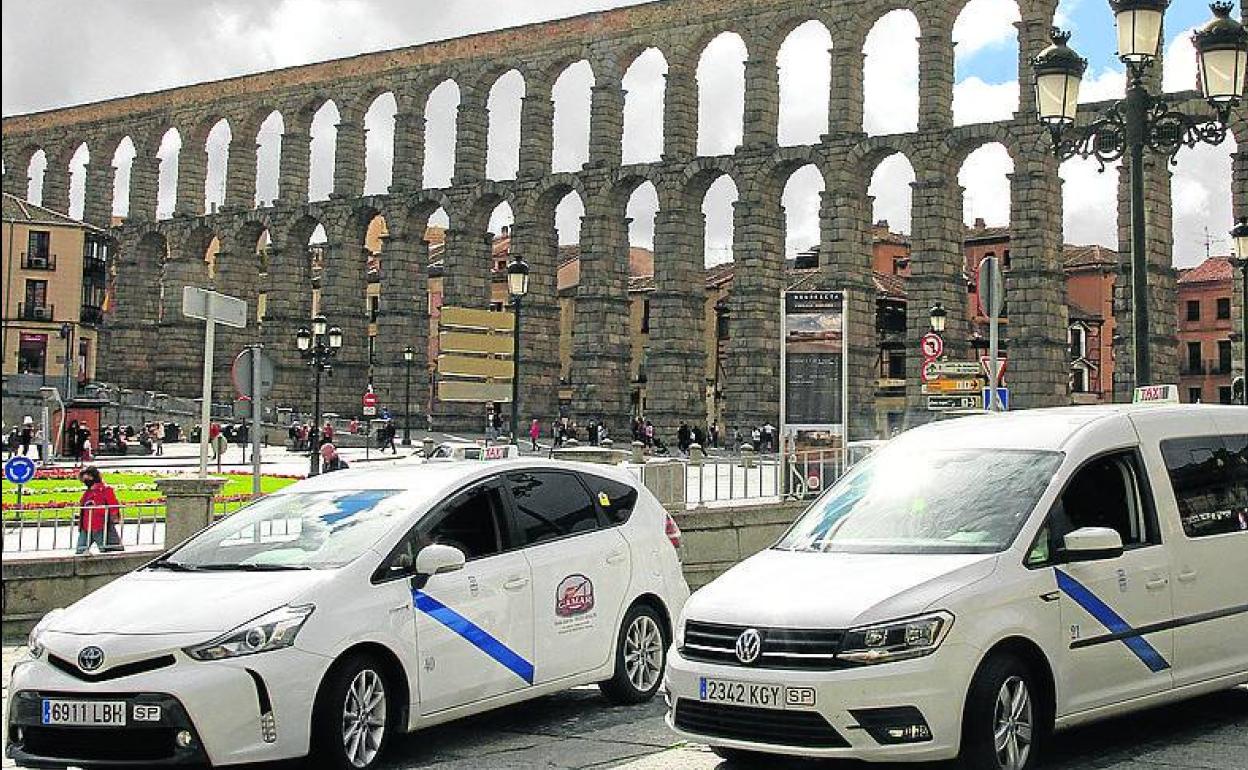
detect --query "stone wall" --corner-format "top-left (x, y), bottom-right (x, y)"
top-left (3, 0), bottom-right (1243, 435)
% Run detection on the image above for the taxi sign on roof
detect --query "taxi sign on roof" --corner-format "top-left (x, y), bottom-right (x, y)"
top-left (1133, 384), bottom-right (1179, 404)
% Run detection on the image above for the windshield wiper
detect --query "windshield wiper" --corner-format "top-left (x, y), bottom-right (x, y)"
top-left (196, 563), bottom-right (313, 571)
top-left (147, 559), bottom-right (202, 572)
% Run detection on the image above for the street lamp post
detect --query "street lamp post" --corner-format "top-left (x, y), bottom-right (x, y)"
top-left (506, 256), bottom-right (530, 446)
top-left (297, 314), bottom-right (343, 475)
top-left (929, 302), bottom-right (948, 335)
top-left (402, 346), bottom-right (415, 445)
top-left (1231, 217), bottom-right (1248, 404)
top-left (1033, 2), bottom-right (1248, 389)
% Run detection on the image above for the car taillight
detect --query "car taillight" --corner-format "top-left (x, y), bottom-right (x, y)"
top-left (664, 513), bottom-right (682, 550)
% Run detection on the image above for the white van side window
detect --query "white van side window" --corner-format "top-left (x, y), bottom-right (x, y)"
top-left (1160, 434), bottom-right (1248, 538)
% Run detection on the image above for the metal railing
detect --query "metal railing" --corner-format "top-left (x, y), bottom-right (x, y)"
top-left (629, 448), bottom-right (851, 510)
top-left (17, 302), bottom-right (54, 321)
top-left (2, 502), bottom-right (166, 556)
top-left (20, 252), bottom-right (57, 270)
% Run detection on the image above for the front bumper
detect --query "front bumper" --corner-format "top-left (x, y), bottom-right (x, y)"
top-left (664, 643), bottom-right (978, 763)
top-left (6, 644), bottom-right (330, 768)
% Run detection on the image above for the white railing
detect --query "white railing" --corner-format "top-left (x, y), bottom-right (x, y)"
top-left (2, 503), bottom-right (166, 556)
top-left (628, 448), bottom-right (851, 510)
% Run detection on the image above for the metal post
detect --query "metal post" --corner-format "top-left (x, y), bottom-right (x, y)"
top-left (198, 299), bottom-right (215, 478)
top-left (510, 295), bottom-right (522, 446)
top-left (403, 358), bottom-right (412, 445)
top-left (1242, 265), bottom-right (1248, 404)
top-left (251, 346), bottom-right (262, 497)
top-left (1125, 70), bottom-right (1151, 388)
top-left (62, 324), bottom-right (74, 402)
top-left (310, 362), bottom-right (322, 476)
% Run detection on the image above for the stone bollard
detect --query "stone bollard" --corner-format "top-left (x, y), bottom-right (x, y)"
top-left (631, 440), bottom-right (646, 464)
top-left (689, 443), bottom-right (705, 466)
top-left (601, 438), bottom-right (613, 448)
top-left (156, 476), bottom-right (227, 550)
top-left (741, 443), bottom-right (756, 469)
top-left (566, 439), bottom-right (580, 447)
top-left (422, 437), bottom-right (435, 457)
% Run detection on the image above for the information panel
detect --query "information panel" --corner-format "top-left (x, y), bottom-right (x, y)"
top-left (782, 290), bottom-right (847, 434)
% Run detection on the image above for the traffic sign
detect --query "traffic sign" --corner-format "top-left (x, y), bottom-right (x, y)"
top-left (982, 388), bottom-right (1010, 410)
top-left (363, 391), bottom-right (378, 407)
top-left (232, 348), bottom-right (275, 399)
top-left (920, 360), bottom-right (939, 383)
top-left (980, 356), bottom-right (1008, 383)
top-left (933, 361), bottom-right (981, 376)
top-left (4, 456), bottom-right (36, 485)
top-left (977, 255), bottom-right (1005, 318)
top-left (920, 333), bottom-right (944, 359)
top-left (923, 379), bottom-right (982, 394)
top-left (928, 394), bottom-right (982, 411)
top-left (182, 286), bottom-right (248, 328)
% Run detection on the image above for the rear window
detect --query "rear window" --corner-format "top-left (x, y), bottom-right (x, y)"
top-left (585, 475), bottom-right (639, 525)
top-left (1160, 434), bottom-right (1248, 538)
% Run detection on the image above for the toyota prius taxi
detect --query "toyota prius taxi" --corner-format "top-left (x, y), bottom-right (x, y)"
top-left (667, 398), bottom-right (1246, 770)
top-left (7, 459), bottom-right (688, 769)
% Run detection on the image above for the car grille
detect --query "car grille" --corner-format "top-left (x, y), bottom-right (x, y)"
top-left (21, 726), bottom-right (178, 762)
top-left (673, 699), bottom-right (850, 748)
top-left (48, 653), bottom-right (176, 682)
top-left (682, 621), bottom-right (847, 670)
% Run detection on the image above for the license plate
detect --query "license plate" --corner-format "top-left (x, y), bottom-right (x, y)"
top-left (698, 678), bottom-right (816, 709)
top-left (41, 699), bottom-right (127, 726)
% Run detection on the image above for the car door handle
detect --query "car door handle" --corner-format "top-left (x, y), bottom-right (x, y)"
top-left (1177, 570), bottom-right (1198, 584)
top-left (1145, 577), bottom-right (1169, 591)
top-left (606, 550), bottom-right (627, 565)
top-left (503, 576), bottom-right (529, 591)
top-left (389, 604), bottom-right (410, 615)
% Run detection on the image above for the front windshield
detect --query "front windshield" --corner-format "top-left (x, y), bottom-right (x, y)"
top-left (161, 489), bottom-right (409, 570)
top-left (777, 448), bottom-right (1063, 555)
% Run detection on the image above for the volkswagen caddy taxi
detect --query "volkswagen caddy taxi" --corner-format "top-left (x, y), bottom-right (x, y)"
top-left (667, 397), bottom-right (1246, 770)
top-left (7, 459), bottom-right (688, 769)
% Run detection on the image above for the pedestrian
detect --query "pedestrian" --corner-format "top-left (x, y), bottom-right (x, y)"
top-left (149, 422), bottom-right (163, 456)
top-left (322, 421), bottom-right (335, 446)
top-left (324, 448), bottom-right (349, 473)
top-left (80, 429), bottom-right (94, 464)
top-left (529, 418), bottom-right (540, 451)
top-left (75, 466), bottom-right (123, 555)
top-left (320, 440), bottom-right (338, 470)
top-left (19, 416), bottom-right (34, 457)
top-left (677, 422), bottom-right (691, 455)
top-left (4, 426), bottom-right (18, 459)
top-left (382, 420), bottom-right (398, 454)
top-left (33, 425), bottom-right (45, 461)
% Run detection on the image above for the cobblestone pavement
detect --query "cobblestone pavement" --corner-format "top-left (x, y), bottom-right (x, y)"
top-left (4, 644), bottom-right (1243, 770)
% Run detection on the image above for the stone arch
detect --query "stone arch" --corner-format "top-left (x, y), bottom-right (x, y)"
top-left (14, 143), bottom-right (46, 203)
top-left (621, 47), bottom-right (669, 165)
top-left (775, 19), bottom-right (834, 146)
top-left (551, 59), bottom-right (595, 173)
top-left (486, 69), bottom-right (526, 181)
top-left (863, 8), bottom-right (921, 136)
top-left (254, 109), bottom-right (284, 207)
top-left (154, 126), bottom-right (181, 219)
top-left (66, 141), bottom-right (90, 220)
top-left (110, 136), bottom-right (137, 219)
top-left (696, 31), bottom-right (749, 156)
top-left (362, 91), bottom-right (398, 195)
top-left (307, 99), bottom-right (341, 201)
top-left (203, 117), bottom-right (232, 213)
top-left (423, 78), bottom-right (460, 189)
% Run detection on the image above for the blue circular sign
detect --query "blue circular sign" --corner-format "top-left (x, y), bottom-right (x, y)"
top-left (4, 456), bottom-right (37, 485)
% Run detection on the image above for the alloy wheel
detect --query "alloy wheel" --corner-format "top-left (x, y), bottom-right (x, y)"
top-left (341, 669), bottom-right (387, 768)
top-left (993, 675), bottom-right (1033, 770)
top-left (624, 614), bottom-right (664, 692)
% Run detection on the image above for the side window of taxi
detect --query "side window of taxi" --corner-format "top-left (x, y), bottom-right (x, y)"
top-left (375, 484), bottom-right (507, 582)
top-left (586, 475), bottom-right (639, 525)
top-left (1160, 434), bottom-right (1248, 538)
top-left (1027, 451), bottom-right (1156, 566)
top-left (506, 471), bottom-right (602, 546)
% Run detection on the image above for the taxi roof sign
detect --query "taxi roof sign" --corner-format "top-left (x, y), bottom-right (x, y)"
top-left (1133, 385), bottom-right (1179, 405)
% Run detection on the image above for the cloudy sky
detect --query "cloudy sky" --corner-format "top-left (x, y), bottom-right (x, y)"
top-left (1, 0), bottom-right (1237, 266)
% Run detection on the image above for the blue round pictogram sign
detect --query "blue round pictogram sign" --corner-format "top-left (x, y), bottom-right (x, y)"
top-left (4, 455), bottom-right (37, 485)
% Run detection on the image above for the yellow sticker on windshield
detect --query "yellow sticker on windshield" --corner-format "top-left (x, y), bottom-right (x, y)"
top-left (598, 491), bottom-right (611, 507)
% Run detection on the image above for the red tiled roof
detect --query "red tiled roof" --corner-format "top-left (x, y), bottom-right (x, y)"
top-left (1063, 244), bottom-right (1118, 269)
top-left (1177, 256), bottom-right (1234, 285)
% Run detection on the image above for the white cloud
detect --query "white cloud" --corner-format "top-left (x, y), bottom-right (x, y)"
top-left (953, 77), bottom-right (1019, 125)
top-left (782, 166), bottom-right (824, 256)
top-left (486, 71), bottom-right (524, 181)
top-left (703, 176), bottom-right (739, 265)
top-left (777, 21), bottom-right (832, 146)
top-left (697, 33), bottom-right (747, 156)
top-left (863, 10), bottom-right (919, 135)
top-left (552, 61), bottom-right (593, 173)
top-left (1162, 27), bottom-right (1199, 94)
top-left (1060, 158), bottom-right (1120, 248)
top-left (627, 183), bottom-right (659, 250)
top-left (869, 155), bottom-right (916, 235)
top-left (952, 0), bottom-right (1021, 63)
top-left (622, 49), bottom-right (667, 164)
top-left (960, 144), bottom-right (1014, 227)
top-left (364, 92), bottom-right (397, 195)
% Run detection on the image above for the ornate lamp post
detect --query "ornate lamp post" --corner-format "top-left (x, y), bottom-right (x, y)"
top-left (506, 256), bottom-right (530, 446)
top-left (297, 314), bottom-right (343, 475)
top-left (402, 345), bottom-right (415, 445)
top-left (929, 302), bottom-right (949, 334)
top-left (1230, 217), bottom-right (1248, 404)
top-left (1033, 2), bottom-right (1248, 389)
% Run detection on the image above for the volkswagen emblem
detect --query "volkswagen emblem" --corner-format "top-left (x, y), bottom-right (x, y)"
top-left (77, 646), bottom-right (105, 672)
top-left (735, 628), bottom-right (762, 665)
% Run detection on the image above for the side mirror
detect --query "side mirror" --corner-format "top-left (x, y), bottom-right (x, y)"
top-left (415, 543), bottom-right (466, 577)
top-left (1061, 526), bottom-right (1124, 562)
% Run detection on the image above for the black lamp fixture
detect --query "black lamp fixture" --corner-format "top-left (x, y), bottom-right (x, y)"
top-left (402, 345), bottom-right (415, 445)
top-left (1034, 2), bottom-right (1248, 389)
top-left (506, 256), bottom-right (530, 446)
top-left (296, 314), bottom-right (343, 475)
top-left (929, 302), bottom-right (949, 334)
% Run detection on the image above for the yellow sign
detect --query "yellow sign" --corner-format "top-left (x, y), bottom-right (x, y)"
top-left (922, 378), bottom-right (981, 394)
top-left (439, 331), bottom-right (513, 356)
top-left (440, 306), bottom-right (514, 332)
top-left (438, 355), bottom-right (514, 379)
top-left (438, 380), bottom-right (513, 403)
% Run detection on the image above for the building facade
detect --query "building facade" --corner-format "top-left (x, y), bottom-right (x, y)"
top-left (1177, 257), bottom-right (1237, 404)
top-left (1, 193), bottom-right (110, 391)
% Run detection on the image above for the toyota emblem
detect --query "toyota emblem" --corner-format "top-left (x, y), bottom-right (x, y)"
top-left (77, 646), bottom-right (105, 672)
top-left (735, 629), bottom-right (762, 665)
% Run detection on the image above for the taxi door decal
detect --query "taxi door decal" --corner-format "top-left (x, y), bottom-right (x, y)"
top-left (412, 590), bottom-right (535, 684)
top-left (1055, 569), bottom-right (1170, 673)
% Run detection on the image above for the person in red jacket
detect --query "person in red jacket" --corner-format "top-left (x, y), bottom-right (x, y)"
top-left (75, 466), bottom-right (123, 555)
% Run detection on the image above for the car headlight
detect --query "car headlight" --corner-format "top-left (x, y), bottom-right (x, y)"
top-left (27, 609), bottom-right (63, 659)
top-left (184, 605), bottom-right (314, 661)
top-left (839, 611), bottom-right (954, 665)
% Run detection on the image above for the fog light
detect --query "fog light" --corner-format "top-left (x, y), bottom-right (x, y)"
top-left (260, 712), bottom-right (277, 743)
top-left (175, 730), bottom-right (194, 748)
top-left (849, 706), bottom-right (933, 745)
top-left (885, 724), bottom-right (931, 742)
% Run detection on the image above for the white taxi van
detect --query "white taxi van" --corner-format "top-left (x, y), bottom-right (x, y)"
top-left (667, 397), bottom-right (1246, 770)
top-left (7, 459), bottom-right (688, 769)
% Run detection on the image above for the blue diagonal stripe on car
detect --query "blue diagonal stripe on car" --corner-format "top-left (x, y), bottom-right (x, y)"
top-left (1055, 569), bottom-right (1170, 673)
top-left (412, 590), bottom-right (535, 684)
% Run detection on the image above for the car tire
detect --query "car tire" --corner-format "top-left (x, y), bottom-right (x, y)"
top-left (959, 652), bottom-right (1046, 770)
top-left (710, 746), bottom-right (774, 765)
top-left (310, 652), bottom-right (395, 770)
top-left (599, 603), bottom-right (667, 704)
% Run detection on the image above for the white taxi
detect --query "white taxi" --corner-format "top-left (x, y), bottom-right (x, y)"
top-left (7, 459), bottom-right (688, 769)
top-left (666, 399), bottom-right (1246, 770)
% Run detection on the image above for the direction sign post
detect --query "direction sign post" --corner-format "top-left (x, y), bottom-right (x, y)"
top-left (977, 256), bottom-right (1006, 412)
top-left (184, 287), bottom-right (248, 477)
top-left (232, 346), bottom-right (273, 496)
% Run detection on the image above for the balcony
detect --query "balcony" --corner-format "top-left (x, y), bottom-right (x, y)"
top-left (83, 256), bottom-right (107, 278)
top-left (20, 252), bottom-right (56, 270)
top-left (17, 303), bottom-right (54, 321)
top-left (81, 305), bottom-right (104, 326)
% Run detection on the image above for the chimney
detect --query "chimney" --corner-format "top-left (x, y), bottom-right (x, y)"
top-left (974, 217), bottom-right (986, 230)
